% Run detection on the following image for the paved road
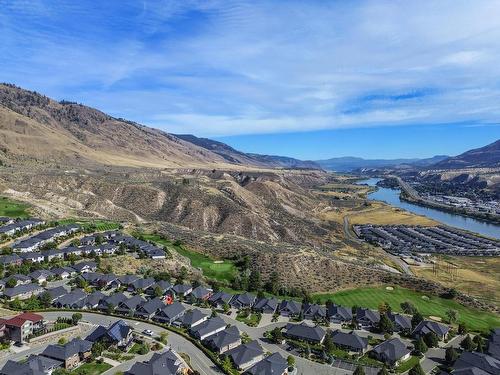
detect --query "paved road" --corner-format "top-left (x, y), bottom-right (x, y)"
top-left (40, 312), bottom-right (223, 375)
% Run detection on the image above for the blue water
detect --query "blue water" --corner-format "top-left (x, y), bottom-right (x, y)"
top-left (361, 178), bottom-right (500, 239)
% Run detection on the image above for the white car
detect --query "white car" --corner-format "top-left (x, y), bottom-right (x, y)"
top-left (142, 329), bottom-right (154, 336)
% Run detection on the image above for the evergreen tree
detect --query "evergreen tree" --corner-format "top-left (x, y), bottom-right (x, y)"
top-left (324, 333), bottom-right (336, 354)
top-left (423, 332), bottom-right (439, 348)
top-left (353, 365), bottom-right (365, 375)
top-left (409, 364), bottom-right (425, 375)
top-left (473, 335), bottom-right (485, 353)
top-left (378, 314), bottom-right (394, 334)
top-left (414, 337), bottom-right (428, 355)
top-left (248, 269), bottom-right (261, 292)
top-left (460, 335), bottom-right (474, 351)
top-left (378, 366), bottom-right (390, 375)
top-left (445, 347), bottom-right (458, 364)
top-left (411, 311), bottom-right (423, 329)
top-left (458, 323), bottom-right (468, 335)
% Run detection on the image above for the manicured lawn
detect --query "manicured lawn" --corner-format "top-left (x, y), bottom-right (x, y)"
top-left (72, 362), bottom-right (112, 375)
top-left (128, 343), bottom-right (143, 354)
top-left (140, 233), bottom-right (237, 282)
top-left (0, 196), bottom-right (30, 218)
top-left (395, 355), bottom-right (421, 373)
top-left (236, 311), bottom-right (262, 327)
top-left (56, 218), bottom-right (121, 231)
top-left (313, 286), bottom-right (500, 332)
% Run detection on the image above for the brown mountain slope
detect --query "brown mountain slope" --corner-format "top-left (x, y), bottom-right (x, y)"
top-left (0, 83), bottom-right (237, 169)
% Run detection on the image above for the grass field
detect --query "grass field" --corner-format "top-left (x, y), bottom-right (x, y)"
top-left (140, 233), bottom-right (237, 282)
top-left (313, 286), bottom-right (500, 332)
top-left (0, 196), bottom-right (30, 218)
top-left (348, 202), bottom-right (437, 226)
top-left (71, 362), bottom-right (112, 375)
top-left (395, 356), bottom-right (420, 373)
top-left (57, 218), bottom-right (121, 231)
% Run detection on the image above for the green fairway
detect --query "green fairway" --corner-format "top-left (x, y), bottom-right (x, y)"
top-left (0, 197), bottom-right (30, 218)
top-left (140, 233), bottom-right (237, 282)
top-left (57, 218), bottom-right (121, 231)
top-left (313, 286), bottom-right (500, 332)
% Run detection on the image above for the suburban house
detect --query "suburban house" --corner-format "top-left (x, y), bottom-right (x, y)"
top-left (412, 320), bottom-right (450, 341)
top-left (0, 219), bottom-right (44, 236)
top-left (253, 297), bottom-right (279, 314)
top-left (20, 252), bottom-right (45, 263)
top-left (4, 312), bottom-right (45, 343)
top-left (230, 293), bottom-right (257, 309)
top-left (302, 303), bottom-right (327, 321)
top-left (129, 278), bottom-right (155, 292)
top-left (284, 322), bottom-right (326, 344)
top-left (330, 330), bottom-right (368, 354)
top-left (327, 304), bottom-right (353, 324)
top-left (227, 340), bottom-right (265, 370)
top-left (204, 325), bottom-right (241, 354)
top-left (29, 269), bottom-right (55, 284)
top-left (175, 309), bottom-right (209, 329)
top-left (134, 298), bottom-right (165, 320)
top-left (98, 293), bottom-right (128, 312)
top-left (86, 320), bottom-right (133, 349)
top-left (118, 274), bottom-right (140, 287)
top-left (388, 313), bottom-right (412, 332)
top-left (244, 352), bottom-right (289, 375)
top-left (50, 267), bottom-right (74, 279)
top-left (44, 286), bottom-right (68, 302)
top-left (41, 338), bottom-right (93, 369)
top-left (189, 316), bottom-right (227, 340)
top-left (0, 354), bottom-right (62, 375)
top-left (125, 350), bottom-right (185, 375)
top-left (356, 308), bottom-right (381, 329)
top-left (487, 329), bottom-right (500, 360)
top-left (71, 261), bottom-right (97, 274)
top-left (154, 302), bottom-right (186, 325)
top-left (3, 283), bottom-right (45, 300)
top-left (371, 338), bottom-right (412, 366)
top-left (115, 295), bottom-right (146, 316)
top-left (208, 291), bottom-right (233, 309)
top-left (453, 351), bottom-right (500, 375)
top-left (145, 280), bottom-right (172, 297)
top-left (8, 274), bottom-right (32, 286)
top-left (172, 284), bottom-right (193, 298)
top-left (42, 249), bottom-right (65, 262)
top-left (83, 291), bottom-right (106, 309)
top-left (278, 300), bottom-right (302, 318)
top-left (53, 289), bottom-right (87, 308)
top-left (0, 254), bottom-right (22, 267)
top-left (61, 247), bottom-right (84, 258)
top-left (188, 285), bottom-right (212, 304)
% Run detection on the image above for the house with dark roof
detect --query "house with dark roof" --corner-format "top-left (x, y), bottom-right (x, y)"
top-left (356, 308), bottom-right (381, 329)
top-left (8, 274), bottom-right (32, 286)
top-left (285, 322), bottom-right (326, 344)
top-left (50, 267), bottom-right (74, 279)
top-left (253, 297), bottom-right (279, 314)
top-left (41, 338), bottom-right (92, 369)
top-left (71, 261), bottom-right (97, 274)
top-left (487, 329), bottom-right (500, 360)
top-left (412, 320), bottom-right (450, 341)
top-left (172, 284), bottom-right (193, 298)
top-left (230, 293), bottom-right (257, 309)
top-left (208, 291), bottom-right (233, 309)
top-left (0, 254), bottom-right (22, 267)
top-left (204, 325), bottom-right (241, 354)
top-left (3, 283), bottom-right (45, 300)
top-left (115, 295), bottom-right (146, 316)
top-left (189, 316), bottom-right (226, 340)
top-left (134, 298), bottom-right (165, 319)
top-left (20, 252), bottom-right (45, 263)
top-left (29, 269), bottom-right (54, 284)
top-left (86, 320), bottom-right (133, 349)
top-left (388, 313), bottom-right (412, 332)
top-left (453, 351), bottom-right (500, 375)
top-left (154, 302), bottom-right (186, 325)
top-left (278, 300), bottom-right (302, 318)
top-left (227, 340), bottom-right (265, 370)
top-left (303, 303), bottom-right (327, 321)
top-left (118, 274), bottom-right (140, 286)
top-left (330, 330), bottom-right (368, 353)
top-left (145, 280), bottom-right (172, 297)
top-left (175, 309), bottom-right (209, 329)
top-left (0, 354), bottom-right (62, 375)
top-left (53, 289), bottom-right (87, 308)
top-left (371, 338), bottom-right (412, 365)
top-left (5, 312), bottom-right (45, 342)
top-left (125, 350), bottom-right (185, 375)
top-left (327, 304), bottom-right (353, 324)
top-left (42, 249), bottom-right (64, 262)
top-left (44, 286), bottom-right (68, 302)
top-left (129, 278), bottom-right (155, 292)
top-left (244, 352), bottom-right (289, 375)
top-left (83, 291), bottom-right (106, 309)
top-left (188, 285), bottom-right (212, 304)
top-left (97, 293), bottom-right (128, 312)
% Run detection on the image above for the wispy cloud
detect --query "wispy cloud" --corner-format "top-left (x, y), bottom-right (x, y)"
top-left (1, 0), bottom-right (500, 137)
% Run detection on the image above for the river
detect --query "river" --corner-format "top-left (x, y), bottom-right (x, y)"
top-left (360, 178), bottom-right (500, 239)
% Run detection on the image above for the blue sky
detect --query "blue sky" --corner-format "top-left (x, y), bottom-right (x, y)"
top-left (1, 1), bottom-right (500, 159)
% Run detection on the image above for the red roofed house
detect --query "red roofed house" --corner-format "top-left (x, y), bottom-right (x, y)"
top-left (5, 312), bottom-right (45, 343)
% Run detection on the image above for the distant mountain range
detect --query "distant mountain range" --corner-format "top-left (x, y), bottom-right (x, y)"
top-left (315, 155), bottom-right (449, 172)
top-left (432, 139), bottom-right (500, 169)
top-left (174, 134), bottom-right (320, 169)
